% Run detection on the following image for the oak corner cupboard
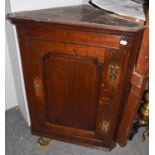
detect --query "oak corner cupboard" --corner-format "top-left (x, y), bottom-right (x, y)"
top-left (8, 4), bottom-right (144, 151)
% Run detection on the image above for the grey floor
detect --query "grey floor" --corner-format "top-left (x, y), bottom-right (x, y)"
top-left (6, 107), bottom-right (149, 155)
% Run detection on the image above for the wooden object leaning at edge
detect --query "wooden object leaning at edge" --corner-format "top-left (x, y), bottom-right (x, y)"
top-left (116, 13), bottom-right (149, 146)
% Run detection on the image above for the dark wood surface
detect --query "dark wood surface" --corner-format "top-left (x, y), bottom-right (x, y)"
top-left (8, 4), bottom-right (144, 150)
top-left (8, 4), bottom-right (144, 32)
top-left (116, 13), bottom-right (149, 146)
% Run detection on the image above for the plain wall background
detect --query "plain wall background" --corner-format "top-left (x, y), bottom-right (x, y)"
top-left (10, 0), bottom-right (84, 11)
top-left (5, 0), bottom-right (86, 125)
top-left (5, 0), bottom-right (30, 125)
top-left (5, 36), bottom-right (18, 110)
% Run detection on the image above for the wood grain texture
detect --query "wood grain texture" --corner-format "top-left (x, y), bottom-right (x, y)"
top-left (43, 52), bottom-right (101, 131)
top-left (116, 13), bottom-right (149, 146)
top-left (8, 5), bottom-right (145, 150)
top-left (8, 5), bottom-right (144, 32)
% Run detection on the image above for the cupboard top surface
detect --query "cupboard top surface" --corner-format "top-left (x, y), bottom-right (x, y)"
top-left (8, 4), bottom-right (144, 32)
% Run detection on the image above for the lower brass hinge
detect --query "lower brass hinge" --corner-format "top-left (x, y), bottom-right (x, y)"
top-left (101, 121), bottom-right (110, 133)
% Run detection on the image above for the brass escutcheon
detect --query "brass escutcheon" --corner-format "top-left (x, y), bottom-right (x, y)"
top-left (33, 78), bottom-right (42, 96)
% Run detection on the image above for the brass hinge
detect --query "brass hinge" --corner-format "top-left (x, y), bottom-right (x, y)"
top-left (109, 65), bottom-right (119, 81)
top-left (101, 121), bottom-right (110, 133)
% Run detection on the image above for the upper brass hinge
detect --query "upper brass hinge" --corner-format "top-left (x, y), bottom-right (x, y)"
top-left (109, 65), bottom-right (119, 81)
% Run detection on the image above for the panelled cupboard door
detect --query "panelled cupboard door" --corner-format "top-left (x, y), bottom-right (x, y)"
top-left (25, 34), bottom-right (130, 147)
top-left (15, 23), bottom-right (134, 149)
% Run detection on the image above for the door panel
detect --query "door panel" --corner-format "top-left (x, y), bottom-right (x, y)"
top-left (27, 37), bottom-right (128, 141)
top-left (28, 39), bottom-right (105, 137)
top-left (43, 52), bottom-right (102, 131)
